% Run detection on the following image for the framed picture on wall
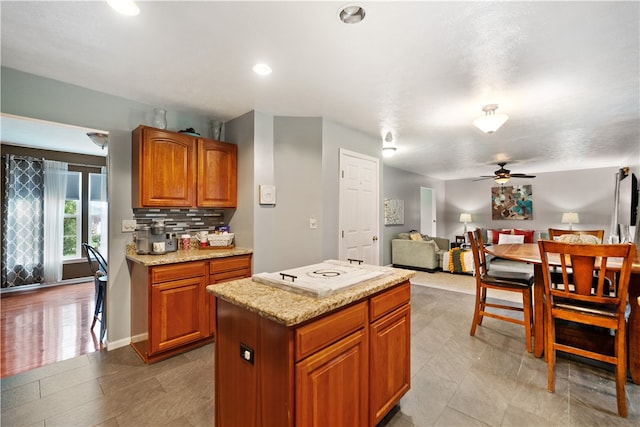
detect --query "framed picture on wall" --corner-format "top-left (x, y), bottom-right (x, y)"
top-left (491, 185), bottom-right (533, 220)
top-left (384, 198), bottom-right (404, 225)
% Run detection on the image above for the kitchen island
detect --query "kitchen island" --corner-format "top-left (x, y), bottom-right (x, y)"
top-left (126, 245), bottom-right (252, 364)
top-left (207, 261), bottom-right (415, 427)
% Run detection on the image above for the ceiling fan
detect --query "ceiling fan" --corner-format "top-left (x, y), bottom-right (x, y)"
top-left (474, 162), bottom-right (536, 184)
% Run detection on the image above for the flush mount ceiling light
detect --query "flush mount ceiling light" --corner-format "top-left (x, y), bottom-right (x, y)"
top-left (253, 63), bottom-right (272, 76)
top-left (473, 104), bottom-right (509, 134)
top-left (87, 132), bottom-right (109, 150)
top-left (382, 132), bottom-right (397, 158)
top-left (107, 0), bottom-right (140, 16)
top-left (338, 5), bottom-right (366, 24)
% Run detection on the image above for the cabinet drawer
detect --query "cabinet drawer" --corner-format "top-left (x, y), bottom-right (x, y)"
top-left (151, 261), bottom-right (206, 284)
top-left (295, 301), bottom-right (367, 361)
top-left (209, 255), bottom-right (251, 273)
top-left (369, 282), bottom-right (410, 322)
top-left (210, 268), bottom-right (251, 284)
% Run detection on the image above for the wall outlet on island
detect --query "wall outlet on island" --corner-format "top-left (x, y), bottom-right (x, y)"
top-left (122, 219), bottom-right (137, 233)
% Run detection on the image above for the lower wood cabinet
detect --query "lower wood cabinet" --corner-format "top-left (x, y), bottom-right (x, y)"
top-left (130, 260), bottom-right (212, 364)
top-left (208, 254), bottom-right (252, 336)
top-left (149, 273), bottom-right (208, 354)
top-left (215, 280), bottom-right (411, 427)
top-left (370, 303), bottom-right (411, 424)
top-left (296, 329), bottom-right (369, 426)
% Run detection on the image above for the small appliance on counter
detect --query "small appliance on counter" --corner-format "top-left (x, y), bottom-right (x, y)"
top-left (135, 220), bottom-right (178, 255)
top-left (135, 225), bottom-right (151, 254)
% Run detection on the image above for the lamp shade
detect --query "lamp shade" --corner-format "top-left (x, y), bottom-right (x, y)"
top-left (459, 213), bottom-right (472, 223)
top-left (561, 212), bottom-right (579, 225)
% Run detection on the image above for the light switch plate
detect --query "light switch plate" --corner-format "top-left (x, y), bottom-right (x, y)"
top-left (259, 185), bottom-right (276, 205)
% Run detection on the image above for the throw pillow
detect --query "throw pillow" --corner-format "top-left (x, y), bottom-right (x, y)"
top-left (498, 233), bottom-right (525, 244)
top-left (397, 233), bottom-right (410, 240)
top-left (425, 239), bottom-right (440, 251)
top-left (489, 229), bottom-right (504, 244)
top-left (514, 229), bottom-right (535, 243)
top-left (409, 232), bottom-right (423, 241)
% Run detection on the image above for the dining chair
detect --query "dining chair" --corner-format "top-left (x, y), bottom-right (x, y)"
top-left (82, 243), bottom-right (107, 342)
top-left (547, 228), bottom-right (616, 293)
top-left (538, 240), bottom-right (635, 417)
top-left (467, 229), bottom-right (535, 352)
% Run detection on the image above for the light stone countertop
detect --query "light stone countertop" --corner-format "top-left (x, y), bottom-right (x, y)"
top-left (207, 262), bottom-right (416, 327)
top-left (125, 244), bottom-right (253, 266)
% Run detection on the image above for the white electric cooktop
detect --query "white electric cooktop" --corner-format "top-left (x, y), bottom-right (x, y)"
top-left (252, 260), bottom-right (390, 298)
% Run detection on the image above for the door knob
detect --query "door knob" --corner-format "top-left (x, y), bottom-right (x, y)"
top-left (372, 235), bottom-right (378, 241)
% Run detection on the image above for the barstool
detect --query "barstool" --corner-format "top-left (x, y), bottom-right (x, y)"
top-left (82, 243), bottom-right (107, 342)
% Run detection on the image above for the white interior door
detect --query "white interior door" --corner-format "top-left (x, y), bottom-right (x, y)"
top-left (420, 187), bottom-right (437, 236)
top-left (339, 149), bottom-right (380, 265)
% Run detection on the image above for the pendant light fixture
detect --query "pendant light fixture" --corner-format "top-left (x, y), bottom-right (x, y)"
top-left (473, 104), bottom-right (509, 134)
top-left (382, 132), bottom-right (396, 158)
top-left (87, 132), bottom-right (109, 150)
top-left (338, 5), bottom-right (366, 24)
top-left (107, 0), bottom-right (140, 16)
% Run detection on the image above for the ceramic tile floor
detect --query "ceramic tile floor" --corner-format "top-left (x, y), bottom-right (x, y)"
top-left (1, 285), bottom-right (639, 426)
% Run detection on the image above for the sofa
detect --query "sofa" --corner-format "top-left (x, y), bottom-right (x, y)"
top-left (441, 228), bottom-right (543, 275)
top-left (391, 232), bottom-right (450, 272)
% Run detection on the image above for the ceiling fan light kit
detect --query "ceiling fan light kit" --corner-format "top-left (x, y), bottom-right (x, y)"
top-left (473, 104), bottom-right (509, 134)
top-left (474, 162), bottom-right (536, 184)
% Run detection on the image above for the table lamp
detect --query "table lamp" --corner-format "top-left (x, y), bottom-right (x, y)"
top-left (460, 213), bottom-right (472, 237)
top-left (561, 212), bottom-right (579, 230)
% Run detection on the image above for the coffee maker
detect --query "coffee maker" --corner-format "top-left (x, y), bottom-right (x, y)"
top-left (135, 220), bottom-right (178, 255)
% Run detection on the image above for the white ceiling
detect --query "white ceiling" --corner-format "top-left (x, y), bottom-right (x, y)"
top-left (0, 113), bottom-right (109, 157)
top-left (1, 1), bottom-right (638, 180)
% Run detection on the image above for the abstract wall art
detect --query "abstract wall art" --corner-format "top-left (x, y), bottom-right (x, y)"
top-left (491, 185), bottom-right (533, 220)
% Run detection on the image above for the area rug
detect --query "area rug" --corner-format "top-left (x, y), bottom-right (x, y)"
top-left (410, 270), bottom-right (520, 303)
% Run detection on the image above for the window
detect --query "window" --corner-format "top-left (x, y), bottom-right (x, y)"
top-left (63, 171), bottom-right (81, 259)
top-left (89, 173), bottom-right (106, 249)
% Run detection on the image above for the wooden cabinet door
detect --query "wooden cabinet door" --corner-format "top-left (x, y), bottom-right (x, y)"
top-left (197, 139), bottom-right (237, 207)
top-left (369, 304), bottom-right (411, 425)
top-left (208, 255), bottom-right (252, 336)
top-left (150, 275), bottom-right (208, 354)
top-left (296, 329), bottom-right (368, 427)
top-left (134, 126), bottom-right (196, 207)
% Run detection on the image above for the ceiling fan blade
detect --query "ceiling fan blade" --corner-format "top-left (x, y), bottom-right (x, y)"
top-left (472, 176), bottom-right (495, 181)
top-left (510, 174), bottom-right (536, 178)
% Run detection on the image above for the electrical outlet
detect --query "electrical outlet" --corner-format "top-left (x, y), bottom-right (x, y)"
top-left (240, 343), bottom-right (254, 364)
top-left (122, 219), bottom-right (137, 233)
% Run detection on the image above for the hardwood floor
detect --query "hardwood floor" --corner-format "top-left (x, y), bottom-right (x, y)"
top-left (1, 282), bottom-right (102, 378)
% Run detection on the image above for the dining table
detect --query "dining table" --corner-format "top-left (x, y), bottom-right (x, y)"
top-left (484, 242), bottom-right (640, 385)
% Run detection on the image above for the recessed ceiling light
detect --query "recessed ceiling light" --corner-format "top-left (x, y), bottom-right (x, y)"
top-left (253, 63), bottom-right (272, 76)
top-left (107, 0), bottom-right (140, 16)
top-left (338, 4), bottom-right (365, 24)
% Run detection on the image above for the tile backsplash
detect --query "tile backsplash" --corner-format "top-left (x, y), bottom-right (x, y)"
top-left (132, 208), bottom-right (227, 234)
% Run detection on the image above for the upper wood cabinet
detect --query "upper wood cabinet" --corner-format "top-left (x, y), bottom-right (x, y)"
top-left (132, 125), bottom-right (237, 208)
top-left (197, 139), bottom-right (237, 208)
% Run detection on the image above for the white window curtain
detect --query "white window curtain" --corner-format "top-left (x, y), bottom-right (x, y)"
top-left (43, 160), bottom-right (68, 284)
top-left (98, 166), bottom-right (108, 257)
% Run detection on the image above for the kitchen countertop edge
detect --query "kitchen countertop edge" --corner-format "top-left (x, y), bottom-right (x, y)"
top-left (207, 266), bottom-right (416, 327)
top-left (126, 247), bottom-right (253, 266)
